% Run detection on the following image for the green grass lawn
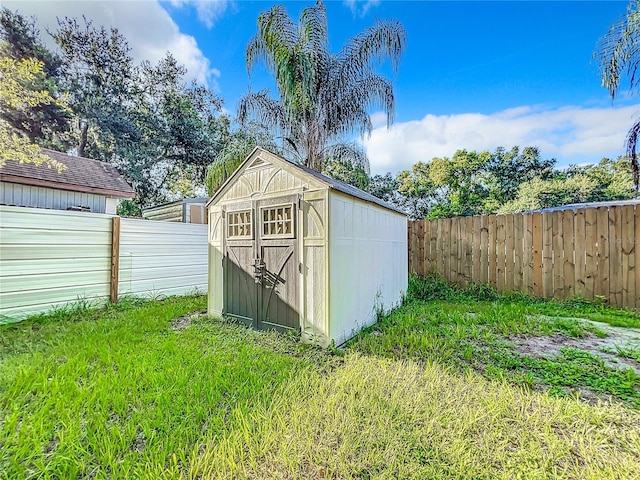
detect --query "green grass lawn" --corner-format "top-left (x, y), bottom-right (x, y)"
top-left (2, 285), bottom-right (640, 479)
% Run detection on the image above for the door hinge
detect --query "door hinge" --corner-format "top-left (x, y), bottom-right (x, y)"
top-left (299, 262), bottom-right (303, 273)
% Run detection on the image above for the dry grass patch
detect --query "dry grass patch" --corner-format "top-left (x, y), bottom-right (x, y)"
top-left (192, 354), bottom-right (640, 480)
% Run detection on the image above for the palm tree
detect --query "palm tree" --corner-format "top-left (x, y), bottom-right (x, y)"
top-left (237, 0), bottom-right (405, 174)
top-left (596, 0), bottom-right (640, 191)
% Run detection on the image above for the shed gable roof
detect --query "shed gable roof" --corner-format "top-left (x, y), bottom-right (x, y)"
top-left (208, 147), bottom-right (406, 215)
top-left (0, 149), bottom-right (135, 198)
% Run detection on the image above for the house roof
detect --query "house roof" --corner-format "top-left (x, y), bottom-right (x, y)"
top-left (0, 148), bottom-right (135, 198)
top-left (529, 199), bottom-right (640, 213)
top-left (209, 147), bottom-right (406, 216)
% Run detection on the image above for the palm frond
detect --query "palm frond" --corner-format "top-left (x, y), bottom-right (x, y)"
top-left (237, 90), bottom-right (287, 133)
top-left (337, 20), bottom-right (406, 82)
top-left (322, 141), bottom-right (370, 174)
top-left (595, 0), bottom-right (640, 98)
top-left (624, 117), bottom-right (640, 190)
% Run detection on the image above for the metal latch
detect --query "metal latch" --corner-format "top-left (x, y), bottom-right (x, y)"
top-left (253, 257), bottom-right (266, 284)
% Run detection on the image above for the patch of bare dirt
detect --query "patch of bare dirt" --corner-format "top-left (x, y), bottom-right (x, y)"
top-left (510, 318), bottom-right (640, 375)
top-left (170, 311), bottom-right (205, 331)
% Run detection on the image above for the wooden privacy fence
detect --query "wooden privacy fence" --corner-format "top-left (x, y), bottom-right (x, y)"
top-left (408, 205), bottom-right (639, 310)
top-left (0, 205), bottom-right (208, 322)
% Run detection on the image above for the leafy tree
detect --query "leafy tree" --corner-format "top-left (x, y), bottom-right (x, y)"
top-left (498, 176), bottom-right (599, 214)
top-left (0, 9), bottom-right (71, 148)
top-left (595, 0), bottom-right (640, 190)
top-left (498, 157), bottom-right (634, 214)
top-left (52, 17), bottom-right (138, 159)
top-left (238, 0), bottom-right (405, 173)
top-left (483, 146), bottom-right (555, 209)
top-left (51, 18), bottom-right (228, 207)
top-left (0, 56), bottom-right (67, 171)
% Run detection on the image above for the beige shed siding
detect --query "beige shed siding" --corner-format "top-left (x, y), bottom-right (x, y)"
top-left (207, 206), bottom-right (224, 316)
top-left (119, 218), bottom-right (207, 297)
top-left (301, 190), bottom-right (329, 346)
top-left (0, 206), bottom-right (112, 319)
top-left (328, 191), bottom-right (408, 346)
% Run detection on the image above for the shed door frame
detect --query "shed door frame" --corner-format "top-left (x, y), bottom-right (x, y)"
top-left (222, 194), bottom-right (302, 333)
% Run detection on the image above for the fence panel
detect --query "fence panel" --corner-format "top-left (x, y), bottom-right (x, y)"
top-left (408, 205), bottom-right (639, 310)
top-left (0, 206), bottom-right (209, 322)
top-left (119, 218), bottom-right (208, 298)
top-left (0, 206), bottom-right (112, 320)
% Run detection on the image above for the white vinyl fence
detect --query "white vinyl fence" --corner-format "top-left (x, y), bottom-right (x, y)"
top-left (0, 205), bottom-right (207, 322)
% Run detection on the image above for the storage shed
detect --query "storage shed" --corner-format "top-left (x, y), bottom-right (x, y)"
top-left (207, 147), bottom-right (407, 347)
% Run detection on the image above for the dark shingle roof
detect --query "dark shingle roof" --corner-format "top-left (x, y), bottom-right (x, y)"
top-left (0, 149), bottom-right (135, 198)
top-left (284, 157), bottom-right (406, 215)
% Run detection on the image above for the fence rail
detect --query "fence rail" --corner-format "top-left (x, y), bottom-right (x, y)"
top-left (0, 205), bottom-right (207, 322)
top-left (408, 205), bottom-right (639, 310)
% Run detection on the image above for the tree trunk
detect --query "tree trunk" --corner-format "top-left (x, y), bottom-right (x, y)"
top-left (78, 119), bottom-right (88, 158)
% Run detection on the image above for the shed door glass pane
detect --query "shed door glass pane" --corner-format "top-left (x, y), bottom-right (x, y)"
top-left (227, 210), bottom-right (252, 238)
top-left (261, 204), bottom-right (294, 238)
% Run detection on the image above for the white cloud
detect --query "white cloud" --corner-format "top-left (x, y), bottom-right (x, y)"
top-left (343, 0), bottom-right (381, 18)
top-left (169, 0), bottom-right (231, 29)
top-left (4, 0), bottom-right (218, 87)
top-left (363, 104), bottom-right (640, 175)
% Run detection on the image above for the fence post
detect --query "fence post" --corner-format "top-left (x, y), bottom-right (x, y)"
top-left (110, 216), bottom-right (121, 303)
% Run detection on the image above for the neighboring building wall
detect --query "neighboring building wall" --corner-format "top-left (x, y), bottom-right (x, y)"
top-left (142, 198), bottom-right (209, 223)
top-left (142, 201), bottom-right (183, 222)
top-left (0, 181), bottom-right (107, 212)
top-left (328, 191), bottom-right (408, 346)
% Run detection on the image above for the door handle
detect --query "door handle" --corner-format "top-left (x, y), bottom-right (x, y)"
top-left (253, 257), bottom-right (265, 284)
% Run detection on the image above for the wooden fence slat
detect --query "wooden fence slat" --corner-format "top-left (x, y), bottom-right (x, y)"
top-left (407, 221), bottom-right (416, 273)
top-left (621, 205), bottom-right (636, 309)
top-left (436, 219), bottom-right (445, 278)
top-left (480, 215), bottom-right (489, 284)
top-left (423, 220), bottom-right (432, 274)
top-left (562, 210), bottom-right (576, 299)
top-left (452, 218), bottom-right (459, 285)
top-left (443, 218), bottom-right (452, 283)
top-left (532, 213), bottom-right (543, 297)
top-left (596, 207), bottom-right (611, 302)
top-left (552, 211), bottom-right (565, 299)
top-left (488, 215), bottom-right (497, 289)
top-left (584, 208), bottom-right (598, 301)
top-left (496, 215), bottom-right (506, 293)
top-left (428, 220), bottom-right (438, 275)
top-left (574, 209), bottom-right (586, 298)
top-left (513, 214), bottom-right (523, 292)
top-left (417, 220), bottom-right (425, 275)
top-left (472, 216), bottom-right (481, 284)
top-left (462, 216), bottom-right (473, 287)
top-left (522, 214), bottom-right (532, 294)
top-left (504, 214), bottom-right (515, 292)
top-left (542, 212), bottom-right (554, 299)
top-left (609, 206), bottom-right (623, 306)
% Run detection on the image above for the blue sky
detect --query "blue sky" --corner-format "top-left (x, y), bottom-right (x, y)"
top-left (9, 1), bottom-right (639, 175)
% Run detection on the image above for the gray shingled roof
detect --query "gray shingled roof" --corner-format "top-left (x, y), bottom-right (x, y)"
top-left (0, 149), bottom-right (135, 198)
top-left (284, 157), bottom-right (406, 215)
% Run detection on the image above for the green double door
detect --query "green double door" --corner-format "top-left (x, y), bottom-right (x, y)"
top-left (223, 195), bottom-right (299, 332)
